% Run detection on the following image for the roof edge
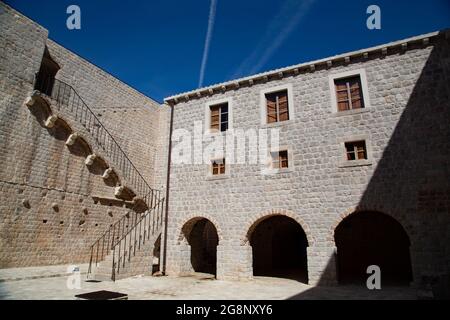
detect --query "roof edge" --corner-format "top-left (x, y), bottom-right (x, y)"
top-left (165, 29), bottom-right (449, 105)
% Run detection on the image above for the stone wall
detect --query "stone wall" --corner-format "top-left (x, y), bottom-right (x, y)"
top-left (165, 33), bottom-right (450, 286)
top-left (0, 3), bottom-right (167, 267)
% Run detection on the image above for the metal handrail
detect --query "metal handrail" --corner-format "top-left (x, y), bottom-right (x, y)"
top-left (112, 197), bottom-right (165, 281)
top-left (35, 75), bottom-right (160, 208)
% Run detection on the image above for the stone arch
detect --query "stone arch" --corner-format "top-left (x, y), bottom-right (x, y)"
top-left (50, 116), bottom-right (73, 142)
top-left (332, 208), bottom-right (413, 285)
top-left (176, 214), bottom-right (223, 245)
top-left (326, 206), bottom-right (412, 246)
top-left (240, 209), bottom-right (314, 246)
top-left (176, 215), bottom-right (221, 277)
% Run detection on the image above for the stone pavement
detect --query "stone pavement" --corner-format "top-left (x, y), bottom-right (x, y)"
top-left (0, 268), bottom-right (418, 300)
top-left (0, 264), bottom-right (89, 282)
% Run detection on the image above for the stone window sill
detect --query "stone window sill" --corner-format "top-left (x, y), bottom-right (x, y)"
top-left (261, 167), bottom-right (294, 175)
top-left (206, 174), bottom-right (230, 181)
top-left (332, 107), bottom-right (372, 117)
top-left (338, 159), bottom-right (372, 168)
top-left (261, 119), bottom-right (293, 129)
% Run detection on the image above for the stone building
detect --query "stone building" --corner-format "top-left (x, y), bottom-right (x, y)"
top-left (0, 2), bottom-right (449, 291)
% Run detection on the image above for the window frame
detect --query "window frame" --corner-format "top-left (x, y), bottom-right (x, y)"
top-left (260, 83), bottom-right (295, 126)
top-left (329, 69), bottom-right (371, 115)
top-left (207, 157), bottom-right (230, 180)
top-left (205, 97), bottom-right (233, 135)
top-left (338, 136), bottom-right (373, 168)
top-left (262, 146), bottom-right (294, 175)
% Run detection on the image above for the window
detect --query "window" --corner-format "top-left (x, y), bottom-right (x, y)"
top-left (266, 90), bottom-right (289, 123)
top-left (272, 150), bottom-right (289, 169)
top-left (205, 98), bottom-right (232, 133)
top-left (329, 69), bottom-right (370, 114)
top-left (210, 103), bottom-right (228, 132)
top-left (345, 141), bottom-right (367, 161)
top-left (212, 158), bottom-right (226, 175)
top-left (334, 76), bottom-right (365, 111)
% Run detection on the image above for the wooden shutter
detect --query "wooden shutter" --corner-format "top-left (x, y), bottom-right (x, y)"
top-left (266, 93), bottom-right (278, 123)
top-left (350, 79), bottom-right (364, 109)
top-left (279, 151), bottom-right (289, 168)
top-left (210, 106), bottom-right (220, 131)
top-left (335, 80), bottom-right (350, 111)
top-left (356, 141), bottom-right (367, 159)
top-left (278, 91), bottom-right (289, 121)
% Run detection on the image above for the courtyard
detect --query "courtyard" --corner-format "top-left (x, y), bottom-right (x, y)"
top-left (0, 264), bottom-right (417, 300)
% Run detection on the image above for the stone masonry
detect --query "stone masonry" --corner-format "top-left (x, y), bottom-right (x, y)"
top-left (0, 3), bottom-right (168, 268)
top-left (0, 2), bottom-right (449, 291)
top-left (164, 31), bottom-right (450, 287)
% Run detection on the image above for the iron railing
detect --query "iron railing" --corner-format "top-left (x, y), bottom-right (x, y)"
top-left (35, 75), bottom-right (161, 208)
top-left (34, 75), bottom-right (165, 280)
top-left (112, 197), bottom-right (165, 281)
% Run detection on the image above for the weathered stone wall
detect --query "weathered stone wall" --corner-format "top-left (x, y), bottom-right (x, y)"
top-left (166, 33), bottom-right (450, 286)
top-left (0, 3), bottom-right (167, 267)
top-left (46, 40), bottom-right (162, 188)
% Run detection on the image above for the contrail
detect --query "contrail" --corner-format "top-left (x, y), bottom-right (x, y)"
top-left (230, 0), bottom-right (316, 79)
top-left (198, 0), bottom-right (218, 88)
top-left (249, 0), bottom-right (315, 75)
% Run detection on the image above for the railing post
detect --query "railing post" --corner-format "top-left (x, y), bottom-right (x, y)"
top-left (95, 240), bottom-right (99, 266)
top-left (88, 245), bottom-right (93, 277)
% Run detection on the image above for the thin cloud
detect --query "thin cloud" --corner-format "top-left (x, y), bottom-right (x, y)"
top-left (230, 0), bottom-right (316, 80)
top-left (198, 0), bottom-right (218, 88)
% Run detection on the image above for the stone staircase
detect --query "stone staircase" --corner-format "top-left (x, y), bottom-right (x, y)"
top-left (25, 75), bottom-right (165, 282)
top-left (88, 199), bottom-right (164, 281)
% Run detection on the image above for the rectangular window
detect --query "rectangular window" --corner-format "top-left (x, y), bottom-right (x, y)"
top-left (334, 76), bottom-right (365, 111)
top-left (210, 103), bottom-right (228, 132)
top-left (212, 158), bottom-right (226, 175)
top-left (272, 150), bottom-right (289, 169)
top-left (345, 141), bottom-right (367, 161)
top-left (266, 90), bottom-right (289, 123)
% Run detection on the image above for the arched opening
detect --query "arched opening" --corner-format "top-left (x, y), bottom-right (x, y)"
top-left (334, 211), bottom-right (413, 285)
top-left (249, 215), bottom-right (309, 283)
top-left (183, 218), bottom-right (219, 276)
top-left (35, 47), bottom-right (60, 96)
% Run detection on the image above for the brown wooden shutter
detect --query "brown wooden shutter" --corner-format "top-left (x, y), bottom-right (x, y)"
top-left (279, 151), bottom-right (289, 168)
top-left (266, 93), bottom-right (278, 123)
top-left (278, 91), bottom-right (289, 121)
top-left (335, 81), bottom-right (350, 111)
top-left (350, 79), bottom-right (364, 109)
top-left (210, 106), bottom-right (220, 130)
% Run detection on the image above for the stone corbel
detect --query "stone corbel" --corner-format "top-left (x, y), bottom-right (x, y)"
top-left (44, 115), bottom-right (58, 128)
top-left (24, 90), bottom-right (40, 107)
top-left (65, 133), bottom-right (78, 146)
top-left (102, 167), bottom-right (113, 179)
top-left (114, 186), bottom-right (125, 198)
top-left (85, 154), bottom-right (97, 166)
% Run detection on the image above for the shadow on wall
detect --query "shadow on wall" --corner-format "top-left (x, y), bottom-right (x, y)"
top-left (289, 32), bottom-right (450, 300)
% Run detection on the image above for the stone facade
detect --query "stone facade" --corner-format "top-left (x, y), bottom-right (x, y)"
top-left (164, 31), bottom-right (450, 287)
top-left (1, 2), bottom-right (449, 291)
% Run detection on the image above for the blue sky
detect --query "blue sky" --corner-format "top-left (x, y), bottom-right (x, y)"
top-left (4, 0), bottom-right (450, 102)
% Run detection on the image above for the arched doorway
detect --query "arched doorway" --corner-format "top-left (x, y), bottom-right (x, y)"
top-left (334, 211), bottom-right (413, 285)
top-left (183, 218), bottom-right (219, 276)
top-left (250, 215), bottom-right (309, 283)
